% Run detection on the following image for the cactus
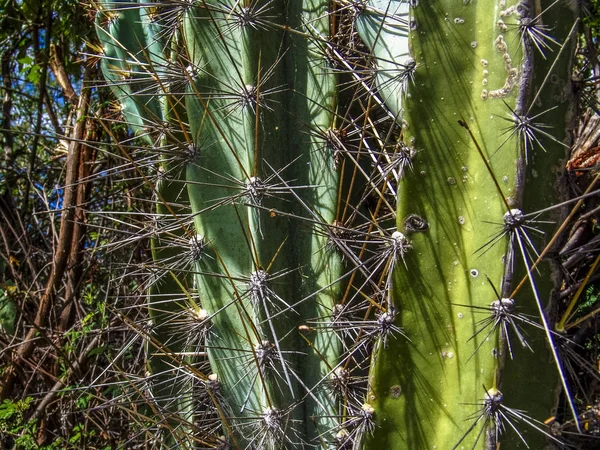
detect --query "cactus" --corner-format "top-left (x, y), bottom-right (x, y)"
top-left (95, 0), bottom-right (580, 449)
top-left (360, 0), bottom-right (578, 449)
top-left (97, 3), bottom-right (198, 441)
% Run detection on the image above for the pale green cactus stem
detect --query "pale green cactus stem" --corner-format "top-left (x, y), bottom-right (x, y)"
top-left (96, 0), bottom-right (580, 448)
top-left (98, 0), bottom-right (344, 447)
top-left (355, 0), bottom-right (410, 120)
top-left (286, 1), bottom-right (344, 442)
top-left (182, 3), bottom-right (303, 440)
top-left (182, 1), bottom-right (343, 444)
top-left (359, 0), bottom-right (577, 448)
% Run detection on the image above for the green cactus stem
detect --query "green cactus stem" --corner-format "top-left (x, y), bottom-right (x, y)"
top-left (361, 0), bottom-right (577, 448)
top-left (98, 0), bottom-right (346, 447)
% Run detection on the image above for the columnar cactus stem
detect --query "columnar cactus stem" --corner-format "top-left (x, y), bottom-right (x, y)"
top-left (98, 0), bottom-right (345, 447)
top-left (286, 1), bottom-right (343, 441)
top-left (97, 3), bottom-right (197, 443)
top-left (182, 2), bottom-right (345, 444)
top-left (362, 0), bottom-right (577, 448)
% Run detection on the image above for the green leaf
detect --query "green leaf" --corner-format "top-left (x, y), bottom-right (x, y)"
top-left (0, 287), bottom-right (17, 335)
top-left (26, 64), bottom-right (42, 83)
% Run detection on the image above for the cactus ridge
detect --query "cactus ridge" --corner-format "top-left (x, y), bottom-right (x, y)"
top-left (93, 0), bottom-right (588, 448)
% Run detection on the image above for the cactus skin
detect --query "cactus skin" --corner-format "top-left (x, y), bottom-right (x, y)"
top-left (501, 1), bottom-right (579, 447)
top-left (362, 0), bottom-right (577, 449)
top-left (362, 2), bottom-right (512, 445)
top-left (182, 1), bottom-right (344, 445)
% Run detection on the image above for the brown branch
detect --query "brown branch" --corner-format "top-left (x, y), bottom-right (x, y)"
top-left (0, 65), bottom-right (94, 401)
top-left (43, 87), bottom-right (63, 136)
top-left (30, 326), bottom-right (108, 421)
top-left (59, 119), bottom-right (97, 332)
top-left (49, 44), bottom-right (78, 103)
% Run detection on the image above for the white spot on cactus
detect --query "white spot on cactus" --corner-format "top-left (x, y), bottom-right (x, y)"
top-left (491, 297), bottom-right (515, 314)
top-left (458, 216), bottom-right (466, 225)
top-left (470, 41), bottom-right (478, 48)
top-left (480, 59), bottom-right (489, 67)
top-left (392, 231), bottom-right (406, 243)
top-left (374, 306), bottom-right (404, 348)
top-left (454, 17), bottom-right (465, 24)
top-left (503, 209), bottom-right (525, 228)
top-left (190, 308), bottom-right (208, 322)
top-left (261, 407), bottom-right (284, 437)
top-left (495, 34), bottom-right (508, 53)
top-left (335, 429), bottom-right (349, 446)
top-left (331, 367), bottom-right (349, 388)
top-left (488, 36), bottom-right (520, 98)
top-left (457, 312), bottom-right (464, 319)
top-left (245, 176), bottom-right (265, 205)
top-left (470, 269), bottom-right (479, 278)
top-left (206, 373), bottom-right (220, 393)
top-left (500, 5), bottom-right (517, 17)
top-left (186, 65), bottom-right (198, 78)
